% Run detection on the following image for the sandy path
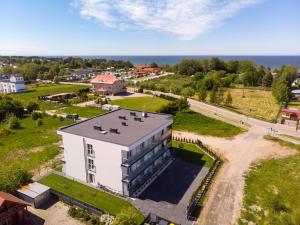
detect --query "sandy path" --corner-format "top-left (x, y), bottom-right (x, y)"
top-left (173, 128), bottom-right (296, 225)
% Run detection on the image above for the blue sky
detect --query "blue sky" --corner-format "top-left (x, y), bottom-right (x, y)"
top-left (0, 0), bottom-right (299, 55)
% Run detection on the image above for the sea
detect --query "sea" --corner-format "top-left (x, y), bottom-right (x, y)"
top-left (81, 55), bottom-right (300, 69)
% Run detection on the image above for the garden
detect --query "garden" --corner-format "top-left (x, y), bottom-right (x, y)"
top-left (240, 136), bottom-right (300, 225)
top-left (39, 173), bottom-right (144, 224)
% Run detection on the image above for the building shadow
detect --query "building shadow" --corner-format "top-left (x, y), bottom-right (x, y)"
top-left (138, 158), bottom-right (202, 204)
top-left (38, 197), bottom-right (58, 210)
top-left (24, 211), bottom-right (45, 225)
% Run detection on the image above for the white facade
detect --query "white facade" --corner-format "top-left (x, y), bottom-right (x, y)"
top-left (0, 75), bottom-right (26, 93)
top-left (58, 111), bottom-right (173, 196)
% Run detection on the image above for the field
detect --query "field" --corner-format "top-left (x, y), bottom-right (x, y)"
top-left (288, 101), bottom-right (300, 110)
top-left (240, 136), bottom-right (300, 225)
top-left (10, 84), bottom-right (88, 110)
top-left (39, 173), bottom-right (144, 222)
top-left (0, 116), bottom-right (72, 170)
top-left (109, 96), bottom-right (170, 112)
top-left (223, 88), bottom-right (280, 122)
top-left (57, 106), bottom-right (107, 118)
top-left (173, 110), bottom-right (245, 137)
top-left (172, 140), bottom-right (215, 168)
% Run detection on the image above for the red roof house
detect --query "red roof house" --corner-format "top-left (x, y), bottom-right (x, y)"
top-left (133, 65), bottom-right (161, 76)
top-left (0, 192), bottom-right (30, 225)
top-left (91, 74), bottom-right (125, 95)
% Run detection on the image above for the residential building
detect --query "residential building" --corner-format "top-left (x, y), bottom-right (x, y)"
top-left (0, 75), bottom-right (26, 93)
top-left (58, 109), bottom-right (173, 196)
top-left (281, 108), bottom-right (300, 128)
top-left (133, 65), bottom-right (161, 76)
top-left (291, 89), bottom-right (300, 101)
top-left (0, 191), bottom-right (30, 225)
top-left (91, 74), bottom-right (126, 95)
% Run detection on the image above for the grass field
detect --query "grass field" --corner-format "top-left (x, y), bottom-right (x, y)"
top-left (39, 173), bottom-right (144, 222)
top-left (288, 101), bottom-right (300, 110)
top-left (10, 84), bottom-right (88, 110)
top-left (224, 88), bottom-right (280, 122)
top-left (172, 141), bottom-right (215, 168)
top-left (109, 96), bottom-right (170, 112)
top-left (173, 110), bottom-right (245, 137)
top-left (0, 116), bottom-right (73, 169)
top-left (240, 136), bottom-right (300, 225)
top-left (57, 106), bottom-right (107, 118)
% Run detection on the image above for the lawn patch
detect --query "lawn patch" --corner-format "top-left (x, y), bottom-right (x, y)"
top-left (109, 96), bottom-right (170, 112)
top-left (240, 136), bottom-right (300, 224)
top-left (39, 173), bottom-right (144, 222)
top-left (57, 106), bottom-right (107, 118)
top-left (173, 110), bottom-right (244, 137)
top-left (172, 141), bottom-right (214, 168)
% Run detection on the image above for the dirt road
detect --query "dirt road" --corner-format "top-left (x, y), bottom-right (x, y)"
top-left (173, 127), bottom-right (296, 225)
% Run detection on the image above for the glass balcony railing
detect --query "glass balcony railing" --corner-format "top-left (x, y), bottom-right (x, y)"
top-left (122, 130), bottom-right (172, 166)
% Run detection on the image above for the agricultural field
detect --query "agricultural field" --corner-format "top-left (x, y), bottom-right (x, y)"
top-left (39, 173), bottom-right (144, 222)
top-left (10, 84), bottom-right (88, 110)
top-left (57, 106), bottom-right (107, 118)
top-left (173, 110), bottom-right (245, 137)
top-left (109, 96), bottom-right (170, 112)
top-left (240, 136), bottom-right (300, 225)
top-left (288, 101), bottom-right (300, 110)
top-left (223, 88), bottom-right (280, 122)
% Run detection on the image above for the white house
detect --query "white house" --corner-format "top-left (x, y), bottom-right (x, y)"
top-left (58, 109), bottom-right (173, 196)
top-left (0, 75), bottom-right (26, 93)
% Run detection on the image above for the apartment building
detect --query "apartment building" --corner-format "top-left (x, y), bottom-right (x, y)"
top-left (58, 109), bottom-right (173, 196)
top-left (0, 75), bottom-right (26, 93)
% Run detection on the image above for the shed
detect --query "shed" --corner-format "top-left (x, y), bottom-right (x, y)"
top-left (16, 182), bottom-right (50, 208)
top-left (102, 104), bottom-right (111, 110)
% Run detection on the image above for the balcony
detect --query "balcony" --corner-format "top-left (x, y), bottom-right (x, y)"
top-left (122, 130), bottom-right (172, 166)
top-left (88, 164), bottom-right (96, 173)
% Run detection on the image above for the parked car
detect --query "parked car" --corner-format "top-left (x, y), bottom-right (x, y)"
top-left (66, 114), bottom-right (79, 120)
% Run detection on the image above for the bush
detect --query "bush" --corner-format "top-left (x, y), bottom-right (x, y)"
top-left (26, 102), bottom-right (39, 113)
top-left (36, 119), bottom-right (43, 126)
top-left (112, 208), bottom-right (140, 225)
top-left (52, 114), bottom-right (57, 118)
top-left (8, 116), bottom-right (21, 129)
top-left (0, 127), bottom-right (12, 136)
top-left (59, 116), bottom-right (64, 121)
top-left (31, 112), bottom-right (43, 120)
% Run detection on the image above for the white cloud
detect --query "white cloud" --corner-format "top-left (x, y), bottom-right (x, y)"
top-left (73, 0), bottom-right (261, 40)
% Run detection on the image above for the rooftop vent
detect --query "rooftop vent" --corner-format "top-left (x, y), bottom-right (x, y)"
top-left (142, 112), bottom-right (148, 118)
top-left (100, 130), bottom-right (108, 134)
top-left (134, 117), bottom-right (142, 122)
top-left (93, 125), bottom-right (102, 131)
top-left (109, 128), bottom-right (119, 134)
top-left (130, 112), bottom-right (136, 116)
top-left (118, 116), bottom-right (127, 120)
top-left (121, 122), bottom-right (127, 126)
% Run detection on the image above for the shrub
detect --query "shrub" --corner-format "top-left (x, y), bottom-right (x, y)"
top-left (8, 116), bottom-right (21, 129)
top-left (0, 127), bottom-right (12, 136)
top-left (31, 112), bottom-right (43, 120)
top-left (52, 114), bottom-right (57, 118)
top-left (36, 119), bottom-right (43, 126)
top-left (59, 116), bottom-right (64, 121)
top-left (112, 208), bottom-right (140, 225)
top-left (26, 102), bottom-right (39, 113)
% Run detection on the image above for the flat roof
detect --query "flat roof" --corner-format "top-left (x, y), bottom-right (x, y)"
top-left (17, 182), bottom-right (50, 199)
top-left (58, 108), bottom-right (172, 147)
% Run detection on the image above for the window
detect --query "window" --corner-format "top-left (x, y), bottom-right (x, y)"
top-left (87, 144), bottom-right (94, 156)
top-left (161, 129), bottom-right (165, 135)
top-left (88, 158), bottom-right (95, 171)
top-left (140, 142), bottom-right (145, 149)
top-left (88, 173), bottom-right (95, 183)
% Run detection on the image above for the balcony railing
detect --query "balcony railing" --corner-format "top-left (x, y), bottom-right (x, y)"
top-left (122, 130), bottom-right (172, 166)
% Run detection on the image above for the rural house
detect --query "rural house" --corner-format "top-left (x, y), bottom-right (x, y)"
top-left (91, 74), bottom-right (125, 95)
top-left (57, 109), bottom-right (173, 197)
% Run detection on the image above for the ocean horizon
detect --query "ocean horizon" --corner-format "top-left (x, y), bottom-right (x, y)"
top-left (77, 55), bottom-right (300, 69)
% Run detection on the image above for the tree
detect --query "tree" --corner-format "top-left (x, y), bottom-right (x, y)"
top-left (272, 81), bottom-right (290, 103)
top-left (181, 87), bottom-right (195, 97)
top-left (262, 72), bottom-right (273, 87)
top-left (36, 118), bottom-right (43, 126)
top-left (27, 102), bottom-right (39, 113)
top-left (53, 75), bottom-right (60, 84)
top-left (198, 88), bottom-right (207, 101)
top-left (8, 116), bottom-right (21, 129)
top-left (216, 88), bottom-right (225, 104)
top-left (148, 62), bottom-right (158, 68)
top-left (209, 86), bottom-right (218, 104)
top-left (225, 91), bottom-right (233, 106)
top-left (209, 57), bottom-right (226, 71)
top-left (112, 208), bottom-right (140, 225)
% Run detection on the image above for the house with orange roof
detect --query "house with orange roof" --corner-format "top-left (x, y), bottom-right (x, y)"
top-left (91, 74), bottom-right (126, 95)
top-left (0, 191), bottom-right (30, 225)
top-left (133, 65), bottom-right (161, 76)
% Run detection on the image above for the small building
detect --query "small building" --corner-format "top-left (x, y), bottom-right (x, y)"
top-left (101, 104), bottom-right (120, 111)
top-left (291, 90), bottom-right (300, 101)
top-left (281, 108), bottom-right (300, 128)
top-left (91, 74), bottom-right (126, 95)
top-left (41, 92), bottom-right (77, 101)
top-left (58, 109), bottom-right (173, 197)
top-left (16, 182), bottom-right (50, 208)
top-left (134, 65), bottom-right (161, 76)
top-left (0, 191), bottom-right (30, 225)
top-left (0, 75), bottom-right (26, 93)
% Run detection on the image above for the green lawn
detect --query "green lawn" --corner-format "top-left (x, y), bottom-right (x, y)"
top-left (109, 96), bottom-right (170, 112)
top-left (288, 101), bottom-right (300, 110)
top-left (57, 106), bottom-right (107, 118)
top-left (39, 173), bottom-right (144, 222)
top-left (173, 110), bottom-right (245, 137)
top-left (10, 84), bottom-right (88, 110)
top-left (240, 136), bottom-right (300, 225)
top-left (172, 141), bottom-right (215, 168)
